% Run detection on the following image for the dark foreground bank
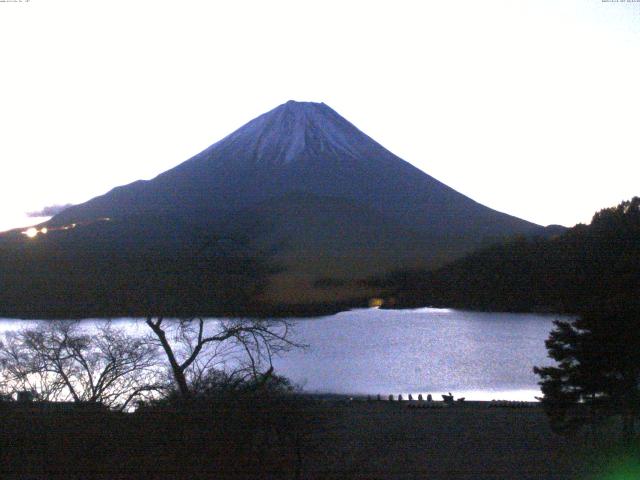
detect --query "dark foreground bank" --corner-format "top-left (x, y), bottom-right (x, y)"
top-left (0, 396), bottom-right (632, 480)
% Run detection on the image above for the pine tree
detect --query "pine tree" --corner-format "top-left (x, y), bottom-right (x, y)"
top-left (534, 305), bottom-right (640, 444)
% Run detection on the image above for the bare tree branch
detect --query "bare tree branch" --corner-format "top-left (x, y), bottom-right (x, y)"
top-left (0, 321), bottom-right (166, 410)
top-left (145, 317), bottom-right (305, 399)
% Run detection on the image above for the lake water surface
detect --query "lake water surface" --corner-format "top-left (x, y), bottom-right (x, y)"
top-left (271, 308), bottom-right (560, 400)
top-left (0, 308), bottom-right (560, 401)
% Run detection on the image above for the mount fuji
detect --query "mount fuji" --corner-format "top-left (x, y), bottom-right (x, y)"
top-left (1, 101), bottom-right (553, 317)
top-left (53, 101), bottom-right (539, 237)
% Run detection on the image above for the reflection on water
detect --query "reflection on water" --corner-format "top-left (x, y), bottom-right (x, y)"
top-left (0, 308), bottom-right (559, 401)
top-left (272, 308), bottom-right (558, 401)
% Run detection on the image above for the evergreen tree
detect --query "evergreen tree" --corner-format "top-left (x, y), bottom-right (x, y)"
top-left (534, 304), bottom-right (640, 444)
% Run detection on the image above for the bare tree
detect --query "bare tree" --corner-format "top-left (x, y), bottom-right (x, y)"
top-left (145, 317), bottom-right (301, 399)
top-left (0, 321), bottom-right (166, 410)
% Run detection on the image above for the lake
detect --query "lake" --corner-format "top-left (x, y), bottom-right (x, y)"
top-left (0, 308), bottom-right (560, 401)
top-left (271, 308), bottom-right (558, 401)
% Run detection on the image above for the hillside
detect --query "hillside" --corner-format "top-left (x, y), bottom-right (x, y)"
top-left (385, 198), bottom-right (640, 313)
top-left (0, 101), bottom-right (552, 317)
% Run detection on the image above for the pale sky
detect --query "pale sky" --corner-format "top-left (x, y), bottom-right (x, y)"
top-left (1, 0), bottom-right (639, 232)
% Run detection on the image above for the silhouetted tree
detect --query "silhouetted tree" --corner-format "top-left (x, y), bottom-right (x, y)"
top-left (534, 305), bottom-right (640, 445)
top-left (0, 321), bottom-right (165, 410)
top-left (145, 317), bottom-right (301, 399)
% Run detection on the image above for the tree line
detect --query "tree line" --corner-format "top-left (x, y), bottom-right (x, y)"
top-left (0, 317), bottom-right (301, 410)
top-left (384, 197), bottom-right (640, 314)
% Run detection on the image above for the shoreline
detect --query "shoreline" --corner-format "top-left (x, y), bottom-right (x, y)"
top-left (298, 392), bottom-right (541, 406)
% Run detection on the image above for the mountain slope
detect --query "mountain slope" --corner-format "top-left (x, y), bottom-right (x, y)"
top-left (1, 101), bottom-right (552, 316)
top-left (51, 101), bottom-right (540, 239)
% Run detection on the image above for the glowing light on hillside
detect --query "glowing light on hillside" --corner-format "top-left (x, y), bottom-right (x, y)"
top-left (21, 227), bottom-right (50, 238)
top-left (20, 217), bottom-right (110, 240)
top-left (368, 298), bottom-right (384, 308)
top-left (23, 228), bottom-right (38, 238)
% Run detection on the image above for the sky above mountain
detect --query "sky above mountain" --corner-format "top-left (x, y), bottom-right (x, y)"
top-left (1, 0), bottom-right (639, 232)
